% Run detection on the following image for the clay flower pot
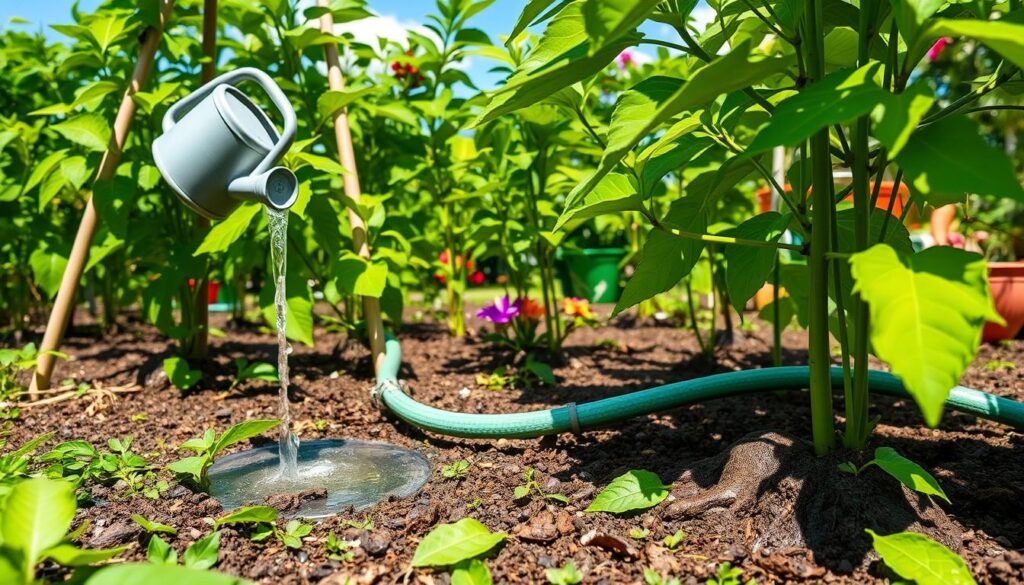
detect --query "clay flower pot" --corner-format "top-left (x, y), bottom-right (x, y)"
top-left (983, 262), bottom-right (1024, 342)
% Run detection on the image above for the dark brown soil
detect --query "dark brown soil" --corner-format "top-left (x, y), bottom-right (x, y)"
top-left (8, 310), bottom-right (1024, 584)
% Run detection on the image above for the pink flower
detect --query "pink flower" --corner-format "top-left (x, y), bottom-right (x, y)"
top-left (476, 295), bottom-right (520, 324)
top-left (927, 37), bottom-right (952, 61)
top-left (617, 49), bottom-right (634, 70)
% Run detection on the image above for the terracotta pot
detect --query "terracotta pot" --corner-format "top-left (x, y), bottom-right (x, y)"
top-left (982, 262), bottom-right (1024, 342)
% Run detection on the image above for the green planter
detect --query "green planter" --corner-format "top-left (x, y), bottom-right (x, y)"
top-left (556, 248), bottom-right (626, 303)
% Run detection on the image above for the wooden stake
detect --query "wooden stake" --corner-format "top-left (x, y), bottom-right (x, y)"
top-left (30, 0), bottom-right (176, 394)
top-left (188, 0), bottom-right (217, 361)
top-left (318, 0), bottom-right (386, 375)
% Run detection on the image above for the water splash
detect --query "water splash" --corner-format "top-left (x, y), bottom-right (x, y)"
top-left (267, 207), bottom-right (299, 479)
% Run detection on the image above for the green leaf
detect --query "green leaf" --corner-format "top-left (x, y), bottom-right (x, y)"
top-left (211, 420), bottom-right (281, 457)
top-left (545, 560), bottom-right (583, 585)
top-left (51, 113), bottom-right (111, 152)
top-left (316, 87), bottom-right (379, 122)
top-left (0, 478), bottom-right (77, 576)
top-left (895, 115), bottom-right (1024, 204)
top-left (472, 1), bottom-right (641, 127)
top-left (866, 529), bottom-right (976, 585)
top-left (870, 447), bottom-right (949, 503)
top-left (183, 531), bottom-right (220, 570)
top-left (44, 543), bottom-right (128, 566)
top-left (555, 172), bottom-right (643, 230)
top-left (722, 212), bottom-right (790, 312)
top-left (87, 14), bottom-right (131, 54)
top-left (213, 506), bottom-right (279, 530)
top-left (564, 41), bottom-right (788, 210)
top-left (84, 563), bottom-right (249, 585)
top-left (634, 117), bottom-right (711, 196)
top-left (411, 518), bottom-right (507, 567)
top-left (871, 82), bottom-right (935, 157)
top-left (146, 534), bottom-right (177, 565)
top-left (194, 204), bottom-right (261, 256)
top-left (29, 246), bottom-right (68, 300)
top-left (507, 0), bottom-right (564, 43)
top-left (451, 559), bottom-right (493, 585)
top-left (746, 63), bottom-right (885, 154)
top-left (293, 153), bottom-right (346, 177)
top-left (582, 0), bottom-right (662, 50)
top-left (163, 357), bottom-right (201, 391)
top-left (24, 150), bottom-right (68, 194)
top-left (850, 245), bottom-right (1001, 426)
top-left (891, 0), bottom-right (944, 51)
top-left (166, 456), bottom-right (207, 482)
top-left (333, 252), bottom-right (389, 298)
top-left (130, 514), bottom-right (177, 535)
top-left (926, 19), bottom-right (1024, 70)
top-left (585, 469), bottom-right (669, 514)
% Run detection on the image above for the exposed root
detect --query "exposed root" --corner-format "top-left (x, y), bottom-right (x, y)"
top-left (5, 384), bottom-right (141, 409)
top-left (661, 431), bottom-right (961, 572)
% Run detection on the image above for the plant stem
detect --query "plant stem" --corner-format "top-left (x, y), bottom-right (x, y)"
top-left (803, 0), bottom-right (836, 455)
top-left (656, 222), bottom-right (805, 252)
top-left (772, 255), bottom-right (782, 367)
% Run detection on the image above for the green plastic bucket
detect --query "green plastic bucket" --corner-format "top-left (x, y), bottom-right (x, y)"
top-left (556, 248), bottom-right (626, 303)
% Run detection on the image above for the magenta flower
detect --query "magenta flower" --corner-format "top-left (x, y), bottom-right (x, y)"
top-left (476, 295), bottom-right (520, 324)
top-left (927, 37), bottom-right (952, 61)
top-left (617, 49), bottom-right (634, 70)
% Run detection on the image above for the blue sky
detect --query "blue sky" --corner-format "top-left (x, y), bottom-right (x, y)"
top-left (0, 1), bottom-right (679, 90)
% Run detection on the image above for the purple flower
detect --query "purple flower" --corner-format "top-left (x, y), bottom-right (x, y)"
top-left (617, 49), bottom-right (634, 70)
top-left (477, 295), bottom-right (520, 324)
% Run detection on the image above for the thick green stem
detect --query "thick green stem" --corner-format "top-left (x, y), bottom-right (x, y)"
top-left (772, 255), bottom-right (782, 367)
top-left (804, 0), bottom-right (836, 455)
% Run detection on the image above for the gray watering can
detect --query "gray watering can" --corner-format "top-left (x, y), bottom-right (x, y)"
top-left (152, 68), bottom-right (298, 220)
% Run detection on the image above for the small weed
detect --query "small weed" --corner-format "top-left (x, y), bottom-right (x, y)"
top-left (326, 531), bottom-right (354, 562)
top-left (130, 413), bottom-right (149, 422)
top-left (630, 527), bottom-right (651, 540)
top-left (466, 497), bottom-right (483, 509)
top-left (216, 506), bottom-right (311, 549)
top-left (546, 560), bottom-right (583, 585)
top-left (514, 467), bottom-right (569, 504)
top-left (442, 459), bottom-right (471, 480)
top-left (229, 357), bottom-right (279, 391)
top-left (342, 516), bottom-right (374, 531)
top-left (148, 531), bottom-right (221, 570)
top-left (985, 359), bottom-right (1016, 371)
top-left (706, 562), bottom-right (755, 585)
top-left (644, 568), bottom-right (681, 585)
top-left (476, 367), bottom-right (514, 391)
top-left (663, 529), bottom-right (687, 551)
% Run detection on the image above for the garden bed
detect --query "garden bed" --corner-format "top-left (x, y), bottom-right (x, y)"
top-left (15, 311), bottom-right (1024, 584)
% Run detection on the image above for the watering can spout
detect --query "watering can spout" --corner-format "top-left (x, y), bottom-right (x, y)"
top-left (227, 167), bottom-right (298, 211)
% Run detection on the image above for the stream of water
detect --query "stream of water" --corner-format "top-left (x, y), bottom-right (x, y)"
top-left (267, 207), bottom-right (299, 479)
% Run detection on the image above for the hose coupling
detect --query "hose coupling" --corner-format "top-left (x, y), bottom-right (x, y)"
top-left (370, 377), bottom-right (406, 411)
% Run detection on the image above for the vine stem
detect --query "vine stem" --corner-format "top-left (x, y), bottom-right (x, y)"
top-left (656, 221), bottom-right (805, 252)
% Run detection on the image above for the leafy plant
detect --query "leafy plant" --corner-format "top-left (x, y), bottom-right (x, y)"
top-left (0, 344), bottom-right (67, 418)
top-left (545, 560), bottom-right (583, 585)
top-left (644, 568), bottom-right (680, 585)
top-left (706, 562), bottom-right (756, 585)
top-left (838, 447), bottom-right (949, 502)
top-left (513, 467), bottom-right (569, 503)
top-left (132, 514), bottom-right (177, 536)
top-left (84, 564), bottom-right (248, 585)
top-left (586, 470), bottom-right (669, 514)
top-left (411, 518), bottom-right (506, 567)
top-left (866, 529), bottom-right (975, 585)
top-left (0, 477), bottom-right (127, 584)
top-left (985, 359), bottom-right (1016, 371)
top-left (629, 527), bottom-right (650, 540)
top-left (663, 529), bottom-right (687, 551)
top-left (166, 419), bottom-right (280, 489)
top-left (213, 506), bottom-right (310, 550)
top-left (40, 436), bottom-right (165, 499)
top-left (229, 358), bottom-right (279, 391)
top-left (442, 459), bottom-right (472, 480)
top-left (0, 432), bottom-right (54, 490)
top-left (326, 531), bottom-right (354, 562)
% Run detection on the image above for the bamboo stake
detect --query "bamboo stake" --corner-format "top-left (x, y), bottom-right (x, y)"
top-left (318, 1), bottom-right (387, 375)
top-left (188, 0), bottom-right (217, 361)
top-left (30, 0), bottom-right (176, 395)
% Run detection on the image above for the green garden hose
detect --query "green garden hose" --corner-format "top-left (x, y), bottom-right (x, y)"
top-left (373, 338), bottom-right (1024, 438)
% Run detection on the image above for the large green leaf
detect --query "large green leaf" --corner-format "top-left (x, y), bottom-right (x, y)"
top-left (871, 82), bottom-right (934, 157)
top-left (51, 113), bottom-right (111, 152)
top-left (87, 14), bottom-right (131, 54)
top-left (333, 252), bottom-right (389, 298)
top-left (316, 87), bottom-right (380, 122)
top-left (722, 212), bottom-right (790, 313)
top-left (212, 420), bottom-right (281, 456)
top-left (472, 1), bottom-right (640, 127)
top-left (564, 41), bottom-right (788, 210)
top-left (581, 0), bottom-right (662, 49)
top-left (411, 518), bottom-right (506, 567)
top-left (194, 204), bottom-right (262, 256)
top-left (0, 478), bottom-right (76, 577)
top-left (29, 246), bottom-right (68, 300)
top-left (84, 563), bottom-right (249, 585)
top-left (554, 172), bottom-right (643, 230)
top-left (44, 543), bottom-right (128, 566)
top-left (896, 115), bottom-right (1024, 204)
top-left (746, 63), bottom-right (885, 154)
top-left (585, 469), bottom-right (669, 514)
top-left (890, 0), bottom-right (944, 51)
top-left (451, 559), bottom-right (493, 585)
top-left (634, 116), bottom-right (710, 196)
top-left (866, 530), bottom-right (976, 585)
top-left (213, 506), bottom-right (279, 529)
top-left (850, 245), bottom-right (1000, 426)
top-left (926, 19), bottom-right (1024, 70)
top-left (506, 0), bottom-right (565, 43)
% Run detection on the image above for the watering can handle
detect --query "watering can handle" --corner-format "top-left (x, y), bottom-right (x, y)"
top-left (162, 67), bottom-right (297, 175)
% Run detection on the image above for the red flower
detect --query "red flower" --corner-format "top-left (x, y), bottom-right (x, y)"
top-left (468, 271), bottom-right (485, 285)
